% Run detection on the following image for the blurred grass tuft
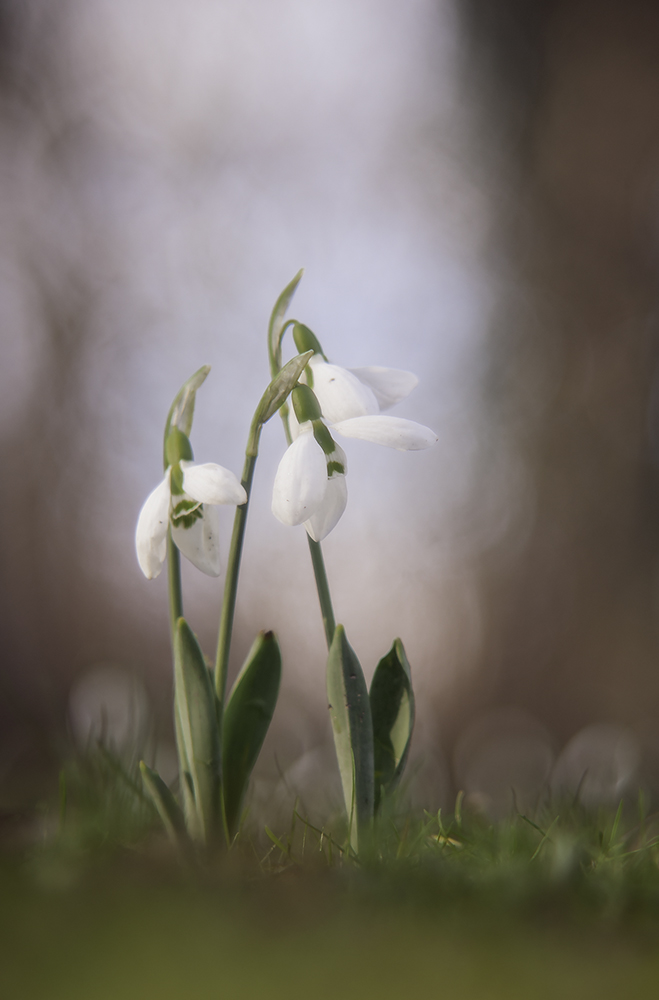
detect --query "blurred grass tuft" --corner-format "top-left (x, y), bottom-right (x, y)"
top-left (3, 749), bottom-right (659, 997)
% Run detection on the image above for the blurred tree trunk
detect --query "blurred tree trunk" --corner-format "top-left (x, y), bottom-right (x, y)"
top-left (447, 0), bottom-right (659, 745)
top-left (0, 4), bottom-right (159, 794)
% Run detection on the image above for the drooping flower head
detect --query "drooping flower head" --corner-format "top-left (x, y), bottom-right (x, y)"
top-left (287, 323), bottom-right (437, 449)
top-left (271, 325), bottom-right (438, 540)
top-left (271, 384), bottom-right (347, 542)
top-left (136, 367), bottom-right (246, 580)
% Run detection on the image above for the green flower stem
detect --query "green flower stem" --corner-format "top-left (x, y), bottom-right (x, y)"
top-left (269, 319), bottom-right (297, 377)
top-left (167, 531), bottom-right (183, 649)
top-left (279, 387), bottom-right (337, 651)
top-left (307, 536), bottom-right (336, 649)
top-left (214, 450), bottom-right (258, 707)
top-left (268, 274), bottom-right (337, 650)
top-left (214, 349), bottom-right (315, 708)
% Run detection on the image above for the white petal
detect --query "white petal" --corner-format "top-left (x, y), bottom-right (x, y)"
top-left (304, 473), bottom-right (348, 542)
top-left (272, 432), bottom-right (328, 526)
top-left (181, 461), bottom-right (247, 506)
top-left (135, 472), bottom-right (171, 579)
top-left (348, 366), bottom-right (419, 410)
top-left (307, 356), bottom-right (379, 423)
top-left (287, 403), bottom-right (302, 441)
top-left (332, 415), bottom-right (438, 451)
top-left (171, 503), bottom-right (221, 577)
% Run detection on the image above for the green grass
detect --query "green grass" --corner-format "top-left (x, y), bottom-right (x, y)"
top-left (2, 750), bottom-right (659, 999)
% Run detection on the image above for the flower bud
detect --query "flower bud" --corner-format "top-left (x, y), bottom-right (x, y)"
top-left (291, 384), bottom-right (323, 424)
top-left (292, 322), bottom-right (325, 359)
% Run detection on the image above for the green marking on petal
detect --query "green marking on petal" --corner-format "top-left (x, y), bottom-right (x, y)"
top-left (327, 460), bottom-right (345, 477)
top-left (312, 420), bottom-right (336, 456)
top-left (171, 498), bottom-right (203, 530)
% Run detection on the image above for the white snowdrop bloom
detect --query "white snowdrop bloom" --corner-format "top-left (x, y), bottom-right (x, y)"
top-left (303, 467), bottom-right (348, 542)
top-left (301, 355), bottom-right (436, 450)
top-left (135, 472), bottom-right (171, 580)
top-left (272, 355), bottom-right (436, 541)
top-left (180, 460), bottom-right (247, 506)
top-left (304, 355), bottom-right (418, 423)
top-left (135, 462), bottom-right (246, 580)
top-left (271, 426), bottom-right (328, 527)
top-left (272, 423), bottom-right (348, 542)
top-left (331, 415), bottom-right (438, 451)
top-left (347, 366), bottom-right (419, 411)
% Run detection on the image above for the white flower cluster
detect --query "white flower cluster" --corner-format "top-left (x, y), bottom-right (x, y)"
top-left (135, 346), bottom-right (437, 580)
top-left (272, 355), bottom-right (437, 541)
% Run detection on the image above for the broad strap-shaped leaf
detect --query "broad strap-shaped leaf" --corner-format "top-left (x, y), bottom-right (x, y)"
top-left (139, 761), bottom-right (191, 853)
top-left (222, 631), bottom-right (282, 839)
top-left (250, 351), bottom-right (314, 440)
top-left (268, 269), bottom-right (304, 374)
top-left (163, 365), bottom-right (211, 466)
top-left (369, 638), bottom-right (415, 810)
top-left (174, 617), bottom-right (221, 843)
top-left (174, 700), bottom-right (196, 832)
top-left (326, 625), bottom-right (374, 853)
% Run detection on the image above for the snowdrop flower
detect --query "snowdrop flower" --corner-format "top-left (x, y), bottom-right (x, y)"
top-left (289, 326), bottom-right (437, 451)
top-left (136, 449), bottom-right (246, 580)
top-left (272, 332), bottom-right (438, 541)
top-left (272, 420), bottom-right (348, 542)
top-left (303, 354), bottom-right (418, 423)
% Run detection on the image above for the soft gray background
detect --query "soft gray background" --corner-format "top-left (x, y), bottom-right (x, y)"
top-left (2, 0), bottom-right (659, 820)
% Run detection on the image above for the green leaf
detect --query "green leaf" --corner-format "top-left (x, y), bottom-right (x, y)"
top-left (369, 638), bottom-right (415, 811)
top-left (174, 701), bottom-right (196, 831)
top-left (251, 351), bottom-right (314, 436)
top-left (163, 365), bottom-right (211, 467)
top-left (326, 625), bottom-right (374, 853)
top-left (139, 761), bottom-right (191, 853)
top-left (174, 617), bottom-right (221, 843)
top-left (222, 631), bottom-right (282, 840)
top-left (268, 269), bottom-right (304, 374)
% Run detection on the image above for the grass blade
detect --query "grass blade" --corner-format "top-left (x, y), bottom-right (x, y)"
top-left (139, 761), bottom-right (191, 854)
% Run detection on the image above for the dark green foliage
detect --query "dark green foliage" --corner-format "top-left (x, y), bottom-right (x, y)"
top-left (173, 618), bottom-right (221, 843)
top-left (139, 762), bottom-right (189, 854)
top-left (222, 632), bottom-right (282, 840)
top-left (326, 625), bottom-right (374, 852)
top-left (369, 639), bottom-right (415, 810)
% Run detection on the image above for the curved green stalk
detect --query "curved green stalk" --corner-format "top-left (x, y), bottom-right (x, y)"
top-left (214, 449), bottom-right (258, 707)
top-left (268, 274), bottom-right (338, 651)
top-left (307, 537), bottom-right (336, 649)
top-left (280, 374), bottom-right (337, 651)
top-left (215, 350), bottom-right (315, 705)
top-left (167, 532), bottom-right (183, 650)
top-left (278, 386), bottom-right (336, 648)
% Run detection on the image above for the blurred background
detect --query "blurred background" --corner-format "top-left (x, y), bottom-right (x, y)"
top-left (2, 0), bottom-right (659, 824)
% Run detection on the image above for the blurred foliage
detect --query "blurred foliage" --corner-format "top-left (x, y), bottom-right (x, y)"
top-left (4, 745), bottom-right (659, 999)
top-left (5, 760), bottom-right (659, 999)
